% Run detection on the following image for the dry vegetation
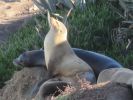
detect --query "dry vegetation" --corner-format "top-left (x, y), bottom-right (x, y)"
top-left (56, 81), bottom-right (133, 100)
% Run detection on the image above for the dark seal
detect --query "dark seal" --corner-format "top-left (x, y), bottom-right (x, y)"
top-left (13, 48), bottom-right (123, 77)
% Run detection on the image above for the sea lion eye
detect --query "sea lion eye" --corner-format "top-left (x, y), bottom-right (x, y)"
top-left (20, 53), bottom-right (28, 63)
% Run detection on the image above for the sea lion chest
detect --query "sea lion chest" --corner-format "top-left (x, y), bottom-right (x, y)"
top-left (44, 32), bottom-right (56, 69)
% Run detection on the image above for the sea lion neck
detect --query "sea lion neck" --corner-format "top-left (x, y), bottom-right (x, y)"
top-left (48, 27), bottom-right (67, 45)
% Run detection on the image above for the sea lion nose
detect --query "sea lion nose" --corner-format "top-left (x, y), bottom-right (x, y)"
top-left (13, 54), bottom-right (25, 66)
top-left (13, 57), bottom-right (24, 68)
top-left (13, 58), bottom-right (19, 66)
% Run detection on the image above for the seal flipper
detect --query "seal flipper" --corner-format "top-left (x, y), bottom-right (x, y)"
top-left (35, 80), bottom-right (70, 99)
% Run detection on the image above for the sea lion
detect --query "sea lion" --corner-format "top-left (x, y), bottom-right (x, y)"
top-left (43, 12), bottom-right (95, 83)
top-left (13, 48), bottom-right (123, 77)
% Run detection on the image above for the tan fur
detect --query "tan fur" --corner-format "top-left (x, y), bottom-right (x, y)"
top-left (44, 12), bottom-right (93, 77)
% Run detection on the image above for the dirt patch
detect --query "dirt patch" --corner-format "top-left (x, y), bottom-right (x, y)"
top-left (0, 0), bottom-right (38, 44)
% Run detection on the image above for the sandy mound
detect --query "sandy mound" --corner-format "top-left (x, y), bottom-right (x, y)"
top-left (0, 0), bottom-right (36, 22)
top-left (0, 0), bottom-right (38, 43)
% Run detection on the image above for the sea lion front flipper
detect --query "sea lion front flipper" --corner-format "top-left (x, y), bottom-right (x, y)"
top-left (30, 77), bottom-right (51, 98)
top-left (35, 79), bottom-right (70, 100)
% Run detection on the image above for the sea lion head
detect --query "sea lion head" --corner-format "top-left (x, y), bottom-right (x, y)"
top-left (47, 12), bottom-right (67, 40)
top-left (13, 52), bottom-right (30, 67)
top-left (13, 50), bottom-right (45, 67)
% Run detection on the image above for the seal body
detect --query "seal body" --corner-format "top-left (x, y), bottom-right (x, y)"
top-left (13, 48), bottom-right (123, 78)
top-left (73, 48), bottom-right (123, 77)
top-left (44, 14), bottom-right (94, 80)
